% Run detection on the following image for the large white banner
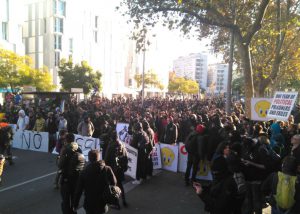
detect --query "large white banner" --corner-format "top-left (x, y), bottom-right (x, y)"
top-left (124, 143), bottom-right (138, 179)
top-left (74, 134), bottom-right (101, 160)
top-left (160, 143), bottom-right (178, 172)
top-left (52, 134), bottom-right (101, 161)
top-left (13, 130), bottom-right (49, 152)
top-left (152, 144), bottom-right (162, 169)
top-left (116, 123), bottom-right (132, 144)
top-left (251, 98), bottom-right (273, 121)
top-left (267, 91), bottom-right (298, 121)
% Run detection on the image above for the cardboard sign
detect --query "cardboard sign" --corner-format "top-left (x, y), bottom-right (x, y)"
top-left (116, 123), bottom-right (132, 144)
top-left (267, 91), bottom-right (298, 121)
top-left (124, 143), bottom-right (138, 179)
top-left (160, 143), bottom-right (178, 172)
top-left (152, 144), bottom-right (162, 169)
top-left (251, 98), bottom-right (273, 121)
top-left (13, 130), bottom-right (49, 152)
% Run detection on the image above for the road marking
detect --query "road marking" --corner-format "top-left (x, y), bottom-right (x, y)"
top-left (0, 171), bottom-right (57, 193)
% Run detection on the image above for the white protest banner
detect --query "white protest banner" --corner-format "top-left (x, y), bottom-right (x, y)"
top-left (124, 143), bottom-right (138, 179)
top-left (160, 143), bottom-right (178, 172)
top-left (74, 134), bottom-right (101, 160)
top-left (251, 98), bottom-right (273, 121)
top-left (267, 91), bottom-right (298, 121)
top-left (152, 144), bottom-right (162, 169)
top-left (13, 130), bottom-right (49, 152)
top-left (178, 143), bottom-right (188, 173)
top-left (116, 123), bottom-right (132, 144)
top-left (178, 143), bottom-right (212, 181)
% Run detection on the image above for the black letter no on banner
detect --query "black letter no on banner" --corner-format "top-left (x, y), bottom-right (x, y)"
top-left (33, 134), bottom-right (42, 149)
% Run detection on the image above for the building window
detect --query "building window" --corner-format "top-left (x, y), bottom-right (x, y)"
top-left (54, 17), bottom-right (63, 33)
top-left (69, 38), bottom-right (73, 52)
top-left (54, 35), bottom-right (62, 50)
top-left (54, 0), bottom-right (65, 16)
top-left (95, 16), bottom-right (98, 28)
top-left (94, 31), bottom-right (98, 43)
top-left (2, 22), bottom-right (8, 40)
top-left (55, 51), bottom-right (60, 66)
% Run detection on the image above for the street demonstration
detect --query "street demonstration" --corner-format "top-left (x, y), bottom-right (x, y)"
top-left (0, 91), bottom-right (299, 214)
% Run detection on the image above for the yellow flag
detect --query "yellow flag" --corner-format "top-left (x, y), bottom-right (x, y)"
top-left (178, 0), bottom-right (182, 4)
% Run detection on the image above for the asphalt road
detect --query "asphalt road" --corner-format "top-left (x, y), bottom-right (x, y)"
top-left (0, 149), bottom-right (270, 214)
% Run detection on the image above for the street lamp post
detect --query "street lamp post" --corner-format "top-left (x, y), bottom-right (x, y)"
top-left (142, 43), bottom-right (146, 108)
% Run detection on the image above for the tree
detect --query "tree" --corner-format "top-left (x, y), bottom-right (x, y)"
top-left (119, 0), bottom-right (271, 115)
top-left (58, 58), bottom-right (102, 94)
top-left (0, 48), bottom-right (54, 92)
top-left (168, 74), bottom-right (199, 95)
top-left (134, 69), bottom-right (164, 90)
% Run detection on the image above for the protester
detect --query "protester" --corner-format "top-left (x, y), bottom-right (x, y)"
top-left (16, 109), bottom-right (29, 131)
top-left (262, 156), bottom-right (300, 214)
top-left (0, 123), bottom-right (14, 165)
top-left (77, 115), bottom-right (94, 137)
top-left (58, 133), bottom-right (85, 214)
top-left (74, 150), bottom-right (117, 214)
top-left (33, 113), bottom-right (45, 132)
top-left (105, 131), bottom-right (129, 208)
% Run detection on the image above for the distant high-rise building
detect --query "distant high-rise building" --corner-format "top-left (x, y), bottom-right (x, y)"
top-left (0, 0), bottom-right (25, 55)
top-left (208, 63), bottom-right (229, 94)
top-left (173, 53), bottom-right (208, 90)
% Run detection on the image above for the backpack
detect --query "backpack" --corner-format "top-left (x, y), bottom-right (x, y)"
top-left (61, 149), bottom-right (85, 180)
top-left (274, 171), bottom-right (297, 210)
top-left (184, 132), bottom-right (198, 154)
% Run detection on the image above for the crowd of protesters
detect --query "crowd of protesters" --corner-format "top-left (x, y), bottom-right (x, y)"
top-left (0, 94), bottom-right (300, 213)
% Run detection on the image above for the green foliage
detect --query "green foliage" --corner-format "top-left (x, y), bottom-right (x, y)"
top-left (58, 58), bottom-right (102, 94)
top-left (232, 75), bottom-right (244, 95)
top-left (134, 69), bottom-right (164, 90)
top-left (0, 48), bottom-right (55, 92)
top-left (168, 74), bottom-right (199, 94)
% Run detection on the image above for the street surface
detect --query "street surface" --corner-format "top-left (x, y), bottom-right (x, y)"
top-left (0, 149), bottom-right (270, 214)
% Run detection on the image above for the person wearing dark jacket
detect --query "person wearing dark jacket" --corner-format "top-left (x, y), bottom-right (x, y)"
top-left (74, 150), bottom-right (117, 214)
top-left (194, 156), bottom-right (241, 214)
top-left (184, 124), bottom-right (206, 185)
top-left (262, 156), bottom-right (300, 214)
top-left (142, 120), bottom-right (155, 177)
top-left (105, 132), bottom-right (129, 208)
top-left (59, 133), bottom-right (85, 214)
top-left (130, 122), bottom-right (150, 184)
top-left (164, 117), bottom-right (178, 145)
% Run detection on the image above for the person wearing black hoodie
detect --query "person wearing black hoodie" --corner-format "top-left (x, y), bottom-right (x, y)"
top-left (194, 156), bottom-right (242, 214)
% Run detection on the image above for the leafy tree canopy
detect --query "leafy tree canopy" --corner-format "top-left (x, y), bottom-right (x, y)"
top-left (58, 58), bottom-right (102, 94)
top-left (134, 69), bottom-right (164, 90)
top-left (168, 73), bottom-right (199, 94)
top-left (0, 48), bottom-right (55, 92)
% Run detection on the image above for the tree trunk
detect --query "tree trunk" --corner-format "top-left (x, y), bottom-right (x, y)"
top-left (236, 35), bottom-right (254, 118)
